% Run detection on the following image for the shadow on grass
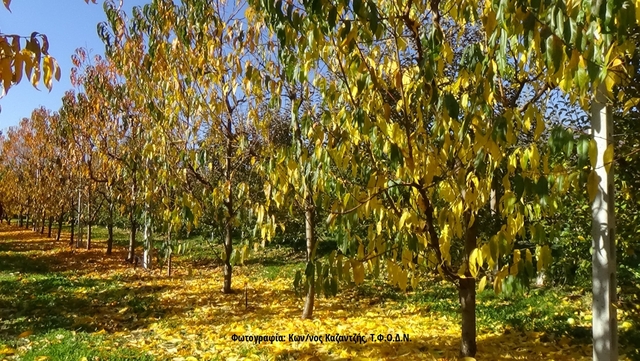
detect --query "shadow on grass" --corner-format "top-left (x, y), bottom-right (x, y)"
top-left (0, 224), bottom-right (626, 361)
top-left (268, 333), bottom-right (592, 361)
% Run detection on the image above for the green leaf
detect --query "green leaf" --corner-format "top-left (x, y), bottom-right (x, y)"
top-left (513, 174), bottom-right (525, 200)
top-left (328, 6), bottom-right (338, 29)
top-left (536, 176), bottom-right (548, 196)
top-left (443, 93), bottom-right (459, 119)
top-left (353, 0), bottom-right (362, 16)
top-left (603, 143), bottom-right (614, 173)
top-left (367, 1), bottom-right (379, 35)
top-left (577, 136), bottom-right (590, 168)
top-left (305, 261), bottom-right (315, 279)
top-left (546, 35), bottom-right (563, 73)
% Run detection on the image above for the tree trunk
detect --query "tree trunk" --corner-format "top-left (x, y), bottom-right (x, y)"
top-left (77, 190), bottom-right (82, 249)
top-left (302, 202), bottom-right (316, 319)
top-left (142, 207), bottom-right (152, 269)
top-left (222, 133), bottom-right (233, 294)
top-left (223, 214), bottom-right (233, 293)
top-left (40, 212), bottom-right (45, 234)
top-left (47, 216), bottom-right (53, 238)
top-left (86, 221), bottom-right (92, 250)
top-left (86, 198), bottom-right (92, 250)
top-left (19, 209), bottom-right (23, 227)
top-left (127, 158), bottom-right (138, 263)
top-left (127, 212), bottom-right (137, 263)
top-left (459, 211), bottom-right (478, 357)
top-left (24, 214), bottom-right (29, 229)
top-left (69, 219), bottom-right (75, 246)
top-left (106, 203), bottom-right (114, 255)
top-left (56, 212), bottom-right (63, 242)
top-left (107, 223), bottom-right (114, 255)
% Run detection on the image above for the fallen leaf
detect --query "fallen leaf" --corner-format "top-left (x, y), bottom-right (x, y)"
top-left (18, 330), bottom-right (33, 338)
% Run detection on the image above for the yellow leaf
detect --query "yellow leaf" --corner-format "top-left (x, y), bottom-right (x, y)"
top-left (35, 357), bottom-right (49, 361)
top-left (477, 276), bottom-right (487, 292)
top-left (523, 105), bottom-right (534, 131)
top-left (534, 109), bottom-right (545, 140)
top-left (43, 55), bottom-right (53, 90)
top-left (1, 58), bottom-right (12, 91)
top-left (14, 52), bottom-right (23, 84)
top-left (411, 274), bottom-right (419, 289)
top-left (352, 261), bottom-right (365, 285)
top-left (468, 248), bottom-right (479, 278)
top-left (0, 346), bottom-right (15, 355)
top-left (604, 72), bottom-right (615, 95)
top-left (461, 357), bottom-right (476, 361)
top-left (398, 269), bottom-right (408, 291)
top-left (53, 57), bottom-right (61, 81)
top-left (18, 330), bottom-right (33, 338)
top-left (394, 70), bottom-right (402, 89)
top-left (611, 58), bottom-right (623, 68)
top-left (603, 143), bottom-right (614, 173)
top-left (587, 170), bottom-right (600, 203)
top-left (30, 65), bottom-right (40, 88)
top-left (589, 139), bottom-right (598, 168)
top-left (398, 210), bottom-right (410, 230)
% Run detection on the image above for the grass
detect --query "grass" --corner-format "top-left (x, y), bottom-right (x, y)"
top-left (0, 223), bottom-right (637, 360)
top-left (2, 330), bottom-right (156, 361)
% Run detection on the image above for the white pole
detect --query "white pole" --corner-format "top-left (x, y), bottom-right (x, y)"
top-left (591, 83), bottom-right (617, 361)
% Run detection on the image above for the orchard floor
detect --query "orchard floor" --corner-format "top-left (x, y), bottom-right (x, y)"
top-left (0, 224), bottom-right (635, 361)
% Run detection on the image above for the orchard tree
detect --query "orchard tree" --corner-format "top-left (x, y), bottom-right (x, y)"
top-left (100, 0), bottom-right (268, 289)
top-left (251, 0), bottom-right (640, 357)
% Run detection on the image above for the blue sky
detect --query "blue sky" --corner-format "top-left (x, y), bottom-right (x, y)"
top-left (0, 0), bottom-right (147, 131)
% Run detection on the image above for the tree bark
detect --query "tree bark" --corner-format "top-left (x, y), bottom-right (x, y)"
top-left (56, 212), bottom-right (64, 242)
top-left (24, 214), bottom-right (29, 229)
top-left (86, 197), bottom-right (92, 250)
top-left (107, 197), bottom-right (113, 255)
top-left (47, 216), bottom-right (53, 238)
top-left (127, 212), bottom-right (137, 263)
top-left (107, 222), bottom-right (114, 255)
top-left (302, 202), bottom-right (316, 319)
top-left (77, 190), bottom-right (82, 249)
top-left (222, 130), bottom-right (234, 294)
top-left (223, 210), bottom-right (233, 293)
top-left (40, 212), bottom-right (45, 234)
top-left (106, 203), bottom-right (114, 255)
top-left (69, 219), bottom-right (75, 247)
top-left (86, 221), bottom-right (92, 250)
top-left (142, 207), bottom-right (152, 269)
top-left (459, 211), bottom-right (478, 357)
